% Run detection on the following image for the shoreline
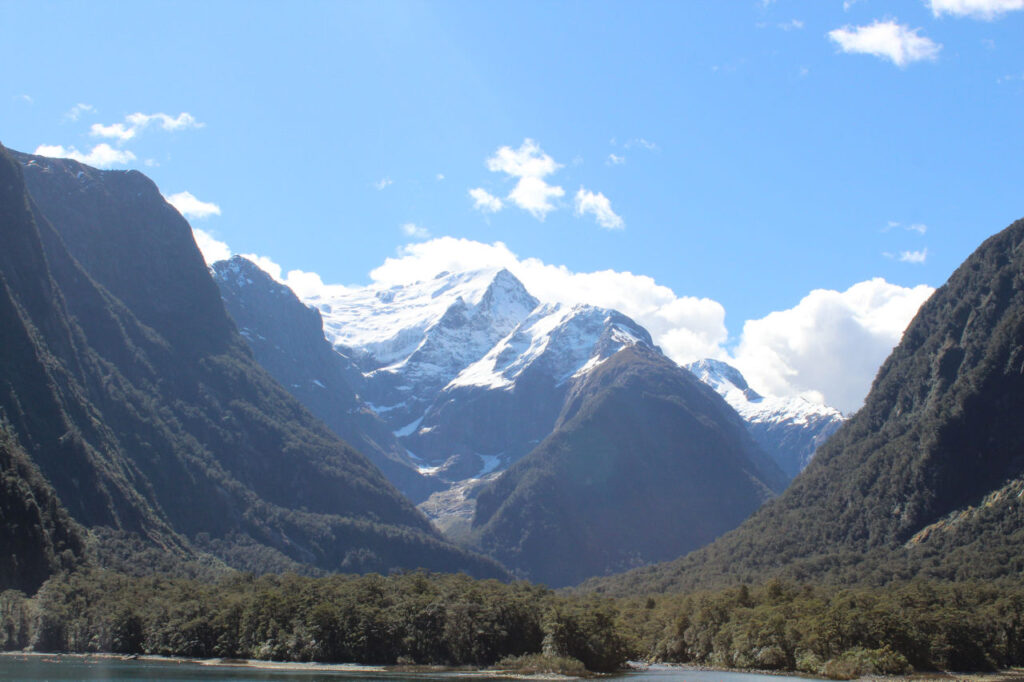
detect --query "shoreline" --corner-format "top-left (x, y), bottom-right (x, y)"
top-left (0, 651), bottom-right (580, 678)
top-left (4, 652), bottom-right (1023, 681)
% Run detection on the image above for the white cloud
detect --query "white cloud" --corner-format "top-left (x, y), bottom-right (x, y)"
top-left (218, 234), bottom-right (932, 414)
top-left (400, 222), bottom-right (431, 239)
top-left (192, 228), bottom-right (231, 265)
top-left (828, 20), bottom-right (941, 67)
top-left (34, 143), bottom-right (136, 168)
top-left (165, 191), bottom-right (221, 219)
top-left (574, 188), bottom-right (624, 230)
top-left (507, 176), bottom-right (565, 219)
top-left (484, 139), bottom-right (564, 220)
top-left (64, 103), bottom-right (94, 121)
top-left (731, 278), bottom-right (934, 413)
top-left (365, 237), bottom-right (728, 363)
top-left (779, 19), bottom-right (805, 30)
top-left (87, 111), bottom-right (202, 143)
top-left (607, 153), bottom-right (625, 165)
top-left (374, 177), bottom-right (393, 190)
top-left (239, 253), bottom-right (283, 280)
top-left (899, 248), bottom-right (928, 263)
top-left (14, 94), bottom-right (33, 104)
top-left (907, 223), bottom-right (927, 234)
top-left (125, 111), bottom-right (203, 131)
top-left (436, 173), bottom-right (445, 181)
top-left (91, 122), bottom-right (136, 141)
top-left (930, 0), bottom-right (1024, 19)
top-left (469, 187), bottom-right (503, 213)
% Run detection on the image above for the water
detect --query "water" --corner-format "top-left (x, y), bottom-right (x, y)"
top-left (0, 656), bottom-right (825, 681)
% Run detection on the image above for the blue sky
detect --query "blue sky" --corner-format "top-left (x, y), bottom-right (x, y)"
top-left (2, 0), bottom-right (1023, 411)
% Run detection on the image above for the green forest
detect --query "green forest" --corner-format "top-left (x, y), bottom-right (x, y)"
top-left (3, 567), bottom-right (1024, 678)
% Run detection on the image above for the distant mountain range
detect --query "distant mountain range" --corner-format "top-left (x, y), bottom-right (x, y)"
top-left (212, 253), bottom-right (839, 584)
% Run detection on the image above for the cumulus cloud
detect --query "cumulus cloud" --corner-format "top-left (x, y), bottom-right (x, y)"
top-left (907, 223), bottom-right (927, 235)
top-left (90, 111), bottom-right (203, 141)
top-left (400, 222), bottom-right (431, 239)
top-left (484, 139), bottom-right (564, 219)
top-left (828, 20), bottom-right (941, 66)
top-left (731, 278), bottom-right (934, 413)
top-left (223, 235), bottom-right (932, 413)
top-left (365, 237), bottom-right (728, 362)
top-left (91, 122), bottom-right (135, 141)
top-left (607, 153), bottom-right (625, 165)
top-left (574, 188), bottom-right (624, 230)
top-left (374, 177), bottom-right (393, 190)
top-left (125, 111), bottom-right (203, 131)
top-left (34, 143), bottom-right (136, 168)
top-left (469, 187), bottom-right (504, 213)
top-left (192, 228), bottom-right (231, 265)
top-left (165, 191), bottom-right (221, 219)
top-left (930, 0), bottom-right (1024, 18)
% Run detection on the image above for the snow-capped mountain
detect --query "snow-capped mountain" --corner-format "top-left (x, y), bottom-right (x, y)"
top-left (292, 267), bottom-right (657, 529)
top-left (686, 358), bottom-right (845, 478)
top-left (306, 268), bottom-right (539, 429)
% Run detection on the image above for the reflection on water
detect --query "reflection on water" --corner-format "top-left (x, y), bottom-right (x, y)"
top-left (0, 656), bottom-right (826, 682)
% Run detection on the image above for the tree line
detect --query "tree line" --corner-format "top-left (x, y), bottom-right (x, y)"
top-left (2, 567), bottom-right (1024, 678)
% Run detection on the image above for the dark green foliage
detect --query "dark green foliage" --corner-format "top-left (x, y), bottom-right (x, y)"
top-left (583, 217), bottom-right (1024, 595)
top-left (0, 145), bottom-right (504, 583)
top-left (0, 423), bottom-right (85, 595)
top-left (4, 568), bottom-right (598, 668)
top-left (7, 567), bottom-right (1024, 675)
top-left (614, 579), bottom-right (1024, 674)
top-left (471, 345), bottom-right (785, 587)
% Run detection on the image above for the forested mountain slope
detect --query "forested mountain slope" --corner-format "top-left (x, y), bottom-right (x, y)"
top-left (0, 146), bottom-right (504, 585)
top-left (583, 217), bottom-right (1024, 595)
top-left (471, 345), bottom-right (786, 587)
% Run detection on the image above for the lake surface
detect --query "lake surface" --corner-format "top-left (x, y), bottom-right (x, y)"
top-left (0, 656), bottom-right (826, 682)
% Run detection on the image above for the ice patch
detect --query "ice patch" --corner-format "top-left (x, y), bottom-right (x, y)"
top-left (394, 416), bottom-right (423, 438)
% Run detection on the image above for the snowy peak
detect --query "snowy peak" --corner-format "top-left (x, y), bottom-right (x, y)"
top-left (308, 267), bottom-right (506, 367)
top-left (686, 358), bottom-right (845, 478)
top-left (446, 303), bottom-right (653, 391)
top-left (688, 358), bottom-right (763, 403)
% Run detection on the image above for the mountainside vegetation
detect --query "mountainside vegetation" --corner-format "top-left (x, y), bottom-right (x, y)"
top-left (0, 423), bottom-right (85, 595)
top-left (213, 256), bottom-right (438, 502)
top-left (4, 568), bottom-right (1024, 677)
top-left (581, 216), bottom-right (1024, 596)
top-left (0, 145), bottom-right (504, 584)
top-left (471, 345), bottom-right (786, 587)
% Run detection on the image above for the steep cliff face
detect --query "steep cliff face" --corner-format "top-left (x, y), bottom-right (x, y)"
top-left (213, 256), bottom-right (439, 502)
top-left (470, 345), bottom-right (785, 587)
top-left (1, 147), bottom-right (505, 580)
